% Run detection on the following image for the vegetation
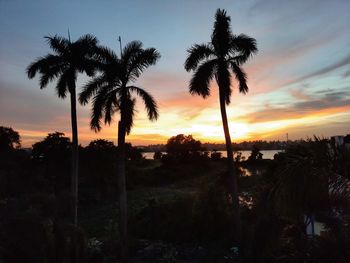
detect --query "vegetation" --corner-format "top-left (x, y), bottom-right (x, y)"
top-left (184, 8), bottom-right (258, 249)
top-left (2, 7), bottom-right (348, 263)
top-left (79, 40), bottom-right (160, 261)
top-left (0, 127), bottom-right (21, 152)
top-left (1, 128), bottom-right (349, 263)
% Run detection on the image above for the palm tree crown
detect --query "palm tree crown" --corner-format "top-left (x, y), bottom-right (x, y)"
top-left (184, 9), bottom-right (257, 103)
top-left (27, 34), bottom-right (98, 97)
top-left (79, 41), bottom-right (160, 133)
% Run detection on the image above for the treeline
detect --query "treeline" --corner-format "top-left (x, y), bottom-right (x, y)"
top-left (140, 140), bottom-right (291, 152)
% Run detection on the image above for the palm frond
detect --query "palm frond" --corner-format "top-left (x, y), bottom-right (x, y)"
top-left (79, 75), bottom-right (107, 105)
top-left (90, 87), bottom-right (110, 132)
top-left (56, 70), bottom-right (70, 98)
top-left (26, 54), bottom-right (63, 79)
top-left (128, 86), bottom-right (159, 121)
top-left (44, 35), bottom-right (70, 55)
top-left (95, 45), bottom-right (119, 63)
top-left (39, 63), bottom-right (64, 89)
top-left (127, 48), bottom-right (160, 81)
top-left (184, 43), bottom-right (214, 71)
top-left (230, 34), bottom-right (258, 65)
top-left (76, 34), bottom-right (98, 50)
top-left (230, 62), bottom-right (248, 94)
top-left (122, 41), bottom-right (143, 66)
top-left (104, 89), bottom-right (119, 125)
top-left (216, 62), bottom-right (232, 104)
top-left (189, 59), bottom-right (217, 98)
top-left (211, 8), bottom-right (232, 57)
top-left (77, 58), bottom-right (99, 77)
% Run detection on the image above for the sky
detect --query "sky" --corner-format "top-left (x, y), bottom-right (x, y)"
top-left (0, 0), bottom-right (349, 147)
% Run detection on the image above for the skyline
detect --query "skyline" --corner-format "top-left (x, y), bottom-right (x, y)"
top-left (1, 0), bottom-right (350, 147)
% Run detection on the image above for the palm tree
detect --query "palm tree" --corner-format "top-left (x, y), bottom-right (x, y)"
top-left (79, 41), bottom-right (160, 261)
top-left (184, 9), bottom-right (258, 249)
top-left (27, 34), bottom-right (98, 226)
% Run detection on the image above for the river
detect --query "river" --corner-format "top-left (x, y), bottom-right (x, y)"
top-left (142, 150), bottom-right (282, 160)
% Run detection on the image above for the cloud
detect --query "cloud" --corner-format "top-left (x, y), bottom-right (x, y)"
top-left (289, 89), bottom-right (311, 100)
top-left (245, 90), bottom-right (350, 123)
top-left (286, 54), bottom-right (350, 86)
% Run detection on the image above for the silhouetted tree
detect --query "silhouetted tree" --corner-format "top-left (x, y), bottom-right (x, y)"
top-left (184, 8), bottom-right (257, 249)
top-left (0, 126), bottom-right (21, 153)
top-left (165, 134), bottom-right (202, 161)
top-left (32, 132), bottom-right (72, 194)
top-left (27, 34), bottom-right (99, 226)
top-left (248, 145), bottom-right (263, 162)
top-left (211, 150), bottom-right (222, 160)
top-left (124, 143), bottom-right (143, 161)
top-left (252, 138), bottom-right (350, 261)
top-left (82, 139), bottom-right (117, 199)
top-left (153, 151), bottom-right (163, 160)
top-left (79, 40), bottom-right (160, 261)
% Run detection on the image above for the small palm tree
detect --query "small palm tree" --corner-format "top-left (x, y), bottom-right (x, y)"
top-left (79, 41), bottom-right (160, 261)
top-left (184, 9), bottom-right (257, 248)
top-left (27, 34), bottom-right (98, 225)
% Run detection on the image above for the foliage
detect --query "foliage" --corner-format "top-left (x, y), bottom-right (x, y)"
top-left (184, 8), bottom-right (257, 103)
top-left (79, 40), bottom-right (160, 133)
top-left (164, 134), bottom-right (203, 163)
top-left (27, 34), bottom-right (99, 97)
top-left (247, 145), bottom-right (263, 162)
top-left (257, 139), bottom-right (335, 220)
top-left (80, 139), bottom-right (117, 200)
top-left (250, 138), bottom-right (350, 262)
top-left (153, 151), bottom-right (163, 160)
top-left (210, 150), bottom-right (222, 160)
top-left (124, 143), bottom-right (143, 161)
top-left (32, 132), bottom-right (71, 160)
top-left (31, 132), bottom-right (72, 194)
top-left (0, 126), bottom-right (21, 152)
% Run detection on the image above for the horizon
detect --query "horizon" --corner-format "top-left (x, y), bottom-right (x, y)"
top-left (17, 133), bottom-right (349, 149)
top-left (1, 0), bottom-right (350, 147)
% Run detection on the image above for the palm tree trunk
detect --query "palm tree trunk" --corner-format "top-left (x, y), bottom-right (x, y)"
top-left (219, 90), bottom-right (241, 250)
top-left (117, 119), bottom-right (128, 262)
top-left (70, 85), bottom-right (79, 227)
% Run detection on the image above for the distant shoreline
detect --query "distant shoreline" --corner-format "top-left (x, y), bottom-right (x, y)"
top-left (142, 149), bottom-right (282, 160)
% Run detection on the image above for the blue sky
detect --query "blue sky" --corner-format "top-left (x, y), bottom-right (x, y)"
top-left (0, 0), bottom-right (349, 146)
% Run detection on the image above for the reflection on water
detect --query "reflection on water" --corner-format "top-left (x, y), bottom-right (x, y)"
top-left (142, 150), bottom-right (281, 160)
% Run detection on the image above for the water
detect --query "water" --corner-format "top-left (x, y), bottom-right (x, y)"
top-left (142, 150), bottom-right (281, 160)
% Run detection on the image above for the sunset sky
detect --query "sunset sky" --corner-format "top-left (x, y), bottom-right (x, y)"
top-left (1, 0), bottom-right (349, 147)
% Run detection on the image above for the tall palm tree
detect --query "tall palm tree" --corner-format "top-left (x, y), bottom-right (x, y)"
top-left (27, 34), bottom-right (98, 226)
top-left (79, 41), bottom-right (160, 261)
top-left (184, 9), bottom-right (257, 249)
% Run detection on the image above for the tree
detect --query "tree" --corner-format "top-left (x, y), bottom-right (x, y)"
top-left (166, 134), bottom-right (202, 160)
top-left (248, 145), bottom-right (263, 162)
top-left (32, 132), bottom-right (72, 194)
top-left (184, 8), bottom-right (257, 249)
top-left (124, 143), bottom-right (143, 161)
top-left (27, 34), bottom-right (99, 226)
top-left (153, 151), bottom-right (163, 160)
top-left (79, 40), bottom-right (160, 261)
top-left (0, 126), bottom-right (21, 152)
top-left (83, 139), bottom-right (117, 198)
